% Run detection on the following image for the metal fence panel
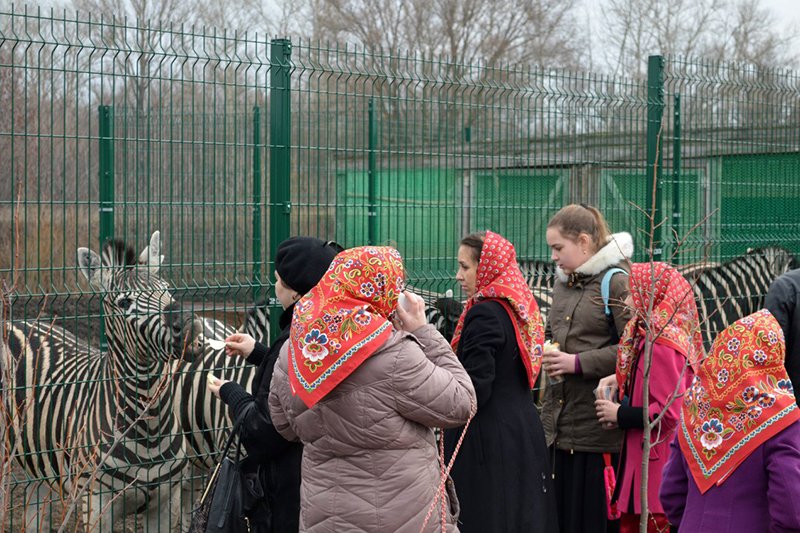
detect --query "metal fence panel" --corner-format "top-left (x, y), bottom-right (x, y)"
top-left (3, 7), bottom-right (800, 531)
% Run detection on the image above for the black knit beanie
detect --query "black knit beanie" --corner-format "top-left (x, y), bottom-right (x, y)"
top-left (275, 237), bottom-right (342, 296)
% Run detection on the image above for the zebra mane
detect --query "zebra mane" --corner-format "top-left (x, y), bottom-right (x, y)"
top-left (240, 297), bottom-right (270, 341)
top-left (101, 239), bottom-right (137, 269)
top-left (745, 246), bottom-right (791, 255)
top-left (518, 259), bottom-right (555, 275)
top-left (744, 246), bottom-right (796, 276)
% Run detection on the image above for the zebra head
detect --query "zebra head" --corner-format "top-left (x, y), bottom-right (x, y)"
top-left (747, 247), bottom-right (796, 278)
top-left (432, 290), bottom-right (464, 342)
top-left (77, 230), bottom-right (204, 364)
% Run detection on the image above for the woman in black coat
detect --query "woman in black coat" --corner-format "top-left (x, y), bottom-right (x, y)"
top-left (765, 267), bottom-right (800, 407)
top-left (207, 237), bottom-right (342, 532)
top-left (444, 231), bottom-right (558, 533)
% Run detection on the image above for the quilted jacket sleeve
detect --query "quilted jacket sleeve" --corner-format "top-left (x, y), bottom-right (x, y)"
top-left (390, 324), bottom-right (476, 429)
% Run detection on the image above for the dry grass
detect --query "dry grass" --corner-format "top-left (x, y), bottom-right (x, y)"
top-left (0, 205), bottom-right (98, 295)
top-left (0, 204), bottom-right (265, 302)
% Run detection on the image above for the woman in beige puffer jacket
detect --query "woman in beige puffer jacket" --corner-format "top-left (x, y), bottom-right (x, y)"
top-left (269, 246), bottom-right (477, 533)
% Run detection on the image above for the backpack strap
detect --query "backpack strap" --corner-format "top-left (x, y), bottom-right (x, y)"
top-left (601, 267), bottom-right (628, 344)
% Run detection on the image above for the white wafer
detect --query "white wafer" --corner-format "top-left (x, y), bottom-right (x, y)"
top-left (206, 338), bottom-right (227, 350)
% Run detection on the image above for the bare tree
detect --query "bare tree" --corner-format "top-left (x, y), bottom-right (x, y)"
top-left (310, 0), bottom-right (584, 68)
top-left (707, 0), bottom-right (798, 68)
top-left (597, 0), bottom-right (725, 77)
top-left (596, 0), bottom-right (798, 77)
top-left (186, 0), bottom-right (313, 38)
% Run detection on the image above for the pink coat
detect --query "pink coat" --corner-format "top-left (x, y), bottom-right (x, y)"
top-left (616, 341), bottom-right (692, 515)
top-left (269, 324), bottom-right (476, 533)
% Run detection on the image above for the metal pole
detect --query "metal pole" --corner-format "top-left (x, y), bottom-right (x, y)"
top-left (252, 106), bottom-right (263, 303)
top-left (368, 98), bottom-right (377, 245)
top-left (269, 39), bottom-right (292, 341)
top-left (98, 105), bottom-right (115, 352)
top-left (672, 94), bottom-right (681, 259)
top-left (646, 56), bottom-right (665, 260)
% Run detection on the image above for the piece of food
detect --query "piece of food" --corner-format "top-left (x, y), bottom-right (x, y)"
top-left (543, 340), bottom-right (559, 352)
top-left (207, 338), bottom-right (227, 350)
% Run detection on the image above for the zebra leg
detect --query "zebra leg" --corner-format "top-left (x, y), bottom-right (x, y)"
top-left (82, 492), bottom-right (114, 533)
top-left (141, 482), bottom-right (184, 532)
top-left (83, 487), bottom-right (145, 533)
top-left (172, 480), bottom-right (194, 532)
top-left (176, 463), bottom-right (208, 532)
top-left (23, 482), bottom-right (55, 532)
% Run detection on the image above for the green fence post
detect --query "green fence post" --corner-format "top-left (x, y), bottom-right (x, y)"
top-left (270, 39), bottom-right (292, 341)
top-left (368, 98), bottom-right (377, 245)
top-left (672, 93), bottom-right (681, 259)
top-left (646, 56), bottom-right (665, 260)
top-left (98, 105), bottom-right (115, 352)
top-left (252, 106), bottom-right (263, 302)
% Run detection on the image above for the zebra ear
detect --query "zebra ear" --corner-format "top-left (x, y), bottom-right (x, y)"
top-left (77, 247), bottom-right (104, 288)
top-left (138, 230), bottom-right (163, 273)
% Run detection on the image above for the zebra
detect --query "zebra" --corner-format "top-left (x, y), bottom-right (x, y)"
top-left (680, 247), bottom-right (797, 349)
top-left (2, 231), bottom-right (204, 532)
top-left (173, 300), bottom-right (270, 472)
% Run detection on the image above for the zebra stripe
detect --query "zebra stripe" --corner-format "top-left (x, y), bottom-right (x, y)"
top-left (681, 247), bottom-right (796, 349)
top-left (405, 268), bottom-right (557, 342)
top-left (519, 259), bottom-right (557, 317)
top-left (2, 231), bottom-right (202, 532)
top-left (174, 301), bottom-right (269, 469)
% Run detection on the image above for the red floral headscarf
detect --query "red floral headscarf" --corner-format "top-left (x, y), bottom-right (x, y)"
top-left (616, 262), bottom-right (704, 396)
top-left (288, 246), bottom-right (404, 408)
top-left (678, 309), bottom-right (799, 493)
top-left (451, 231), bottom-right (544, 388)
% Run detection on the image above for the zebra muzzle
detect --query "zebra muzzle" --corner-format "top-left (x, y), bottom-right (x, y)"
top-left (164, 302), bottom-right (204, 362)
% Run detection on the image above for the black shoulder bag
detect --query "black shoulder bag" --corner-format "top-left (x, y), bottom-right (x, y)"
top-left (189, 404), bottom-right (263, 533)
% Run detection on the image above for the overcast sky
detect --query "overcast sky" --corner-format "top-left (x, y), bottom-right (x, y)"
top-left (579, 0), bottom-right (800, 68)
top-left (761, 0), bottom-right (800, 46)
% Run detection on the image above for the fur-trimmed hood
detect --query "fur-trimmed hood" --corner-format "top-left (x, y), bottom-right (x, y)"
top-left (555, 232), bottom-right (633, 282)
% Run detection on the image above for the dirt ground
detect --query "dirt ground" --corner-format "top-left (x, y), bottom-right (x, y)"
top-left (5, 461), bottom-right (144, 532)
top-left (5, 461), bottom-right (209, 532)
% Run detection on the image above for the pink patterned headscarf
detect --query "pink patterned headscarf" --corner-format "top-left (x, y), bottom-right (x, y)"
top-left (616, 262), bottom-right (704, 396)
top-left (451, 231), bottom-right (545, 388)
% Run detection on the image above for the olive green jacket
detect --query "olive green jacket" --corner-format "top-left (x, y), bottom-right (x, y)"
top-left (541, 232), bottom-right (633, 453)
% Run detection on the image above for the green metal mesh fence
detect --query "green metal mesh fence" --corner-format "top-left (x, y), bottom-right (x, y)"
top-left (662, 58), bottom-right (800, 262)
top-left (2, 6), bottom-right (800, 531)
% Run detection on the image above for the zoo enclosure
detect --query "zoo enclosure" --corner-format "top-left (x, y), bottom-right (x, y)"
top-left (2, 5), bottom-right (800, 531)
